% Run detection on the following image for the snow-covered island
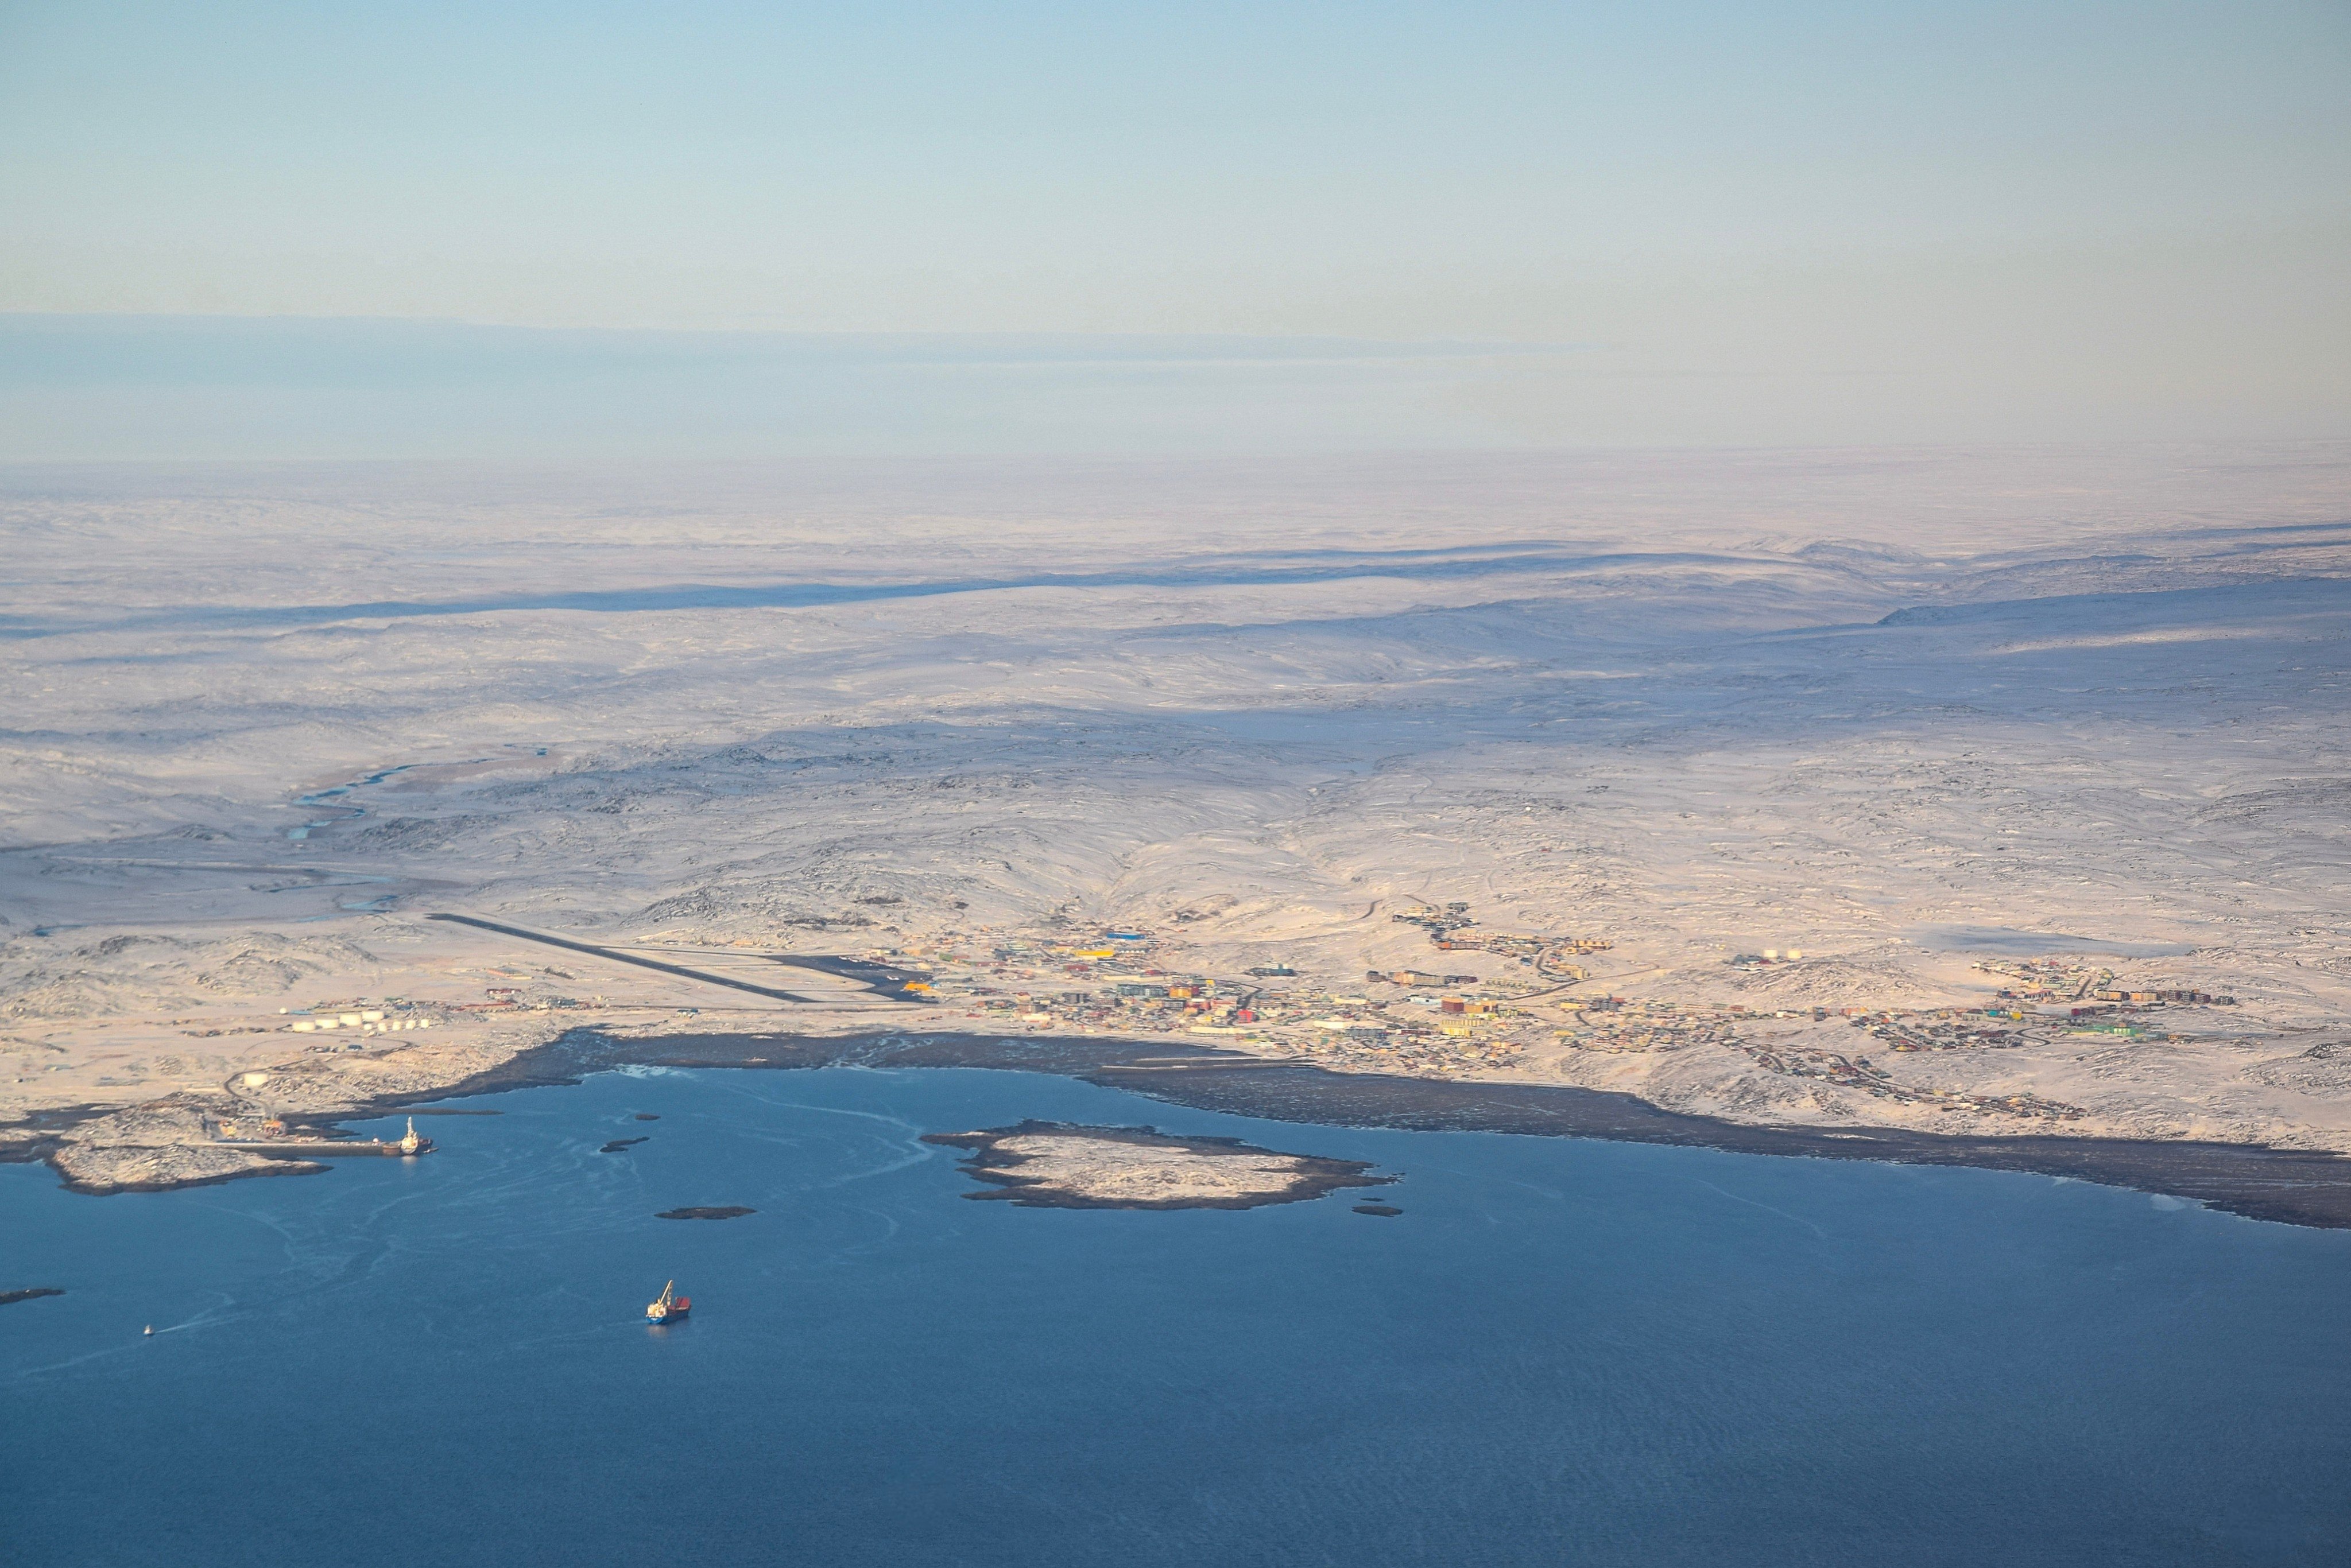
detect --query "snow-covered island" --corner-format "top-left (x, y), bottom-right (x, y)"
top-left (922, 1121), bottom-right (1391, 1210)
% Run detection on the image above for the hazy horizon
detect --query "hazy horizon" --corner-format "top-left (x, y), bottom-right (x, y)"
top-left (5, 2), bottom-right (2346, 457)
top-left (5, 311), bottom-right (2348, 460)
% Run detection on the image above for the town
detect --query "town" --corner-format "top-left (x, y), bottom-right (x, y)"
top-left (721, 903), bottom-right (2242, 1123)
top-left (200, 906), bottom-right (2254, 1131)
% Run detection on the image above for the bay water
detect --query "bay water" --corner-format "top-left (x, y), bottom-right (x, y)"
top-left (6, 1065), bottom-right (2348, 1566)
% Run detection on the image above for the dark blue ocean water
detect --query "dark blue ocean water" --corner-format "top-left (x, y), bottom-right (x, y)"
top-left (5, 1065), bottom-right (2349, 1567)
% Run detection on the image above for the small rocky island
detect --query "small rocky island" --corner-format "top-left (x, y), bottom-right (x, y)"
top-left (921, 1121), bottom-right (1392, 1210)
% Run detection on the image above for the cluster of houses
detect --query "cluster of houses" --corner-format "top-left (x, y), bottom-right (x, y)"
top-left (874, 913), bottom-right (2142, 1121)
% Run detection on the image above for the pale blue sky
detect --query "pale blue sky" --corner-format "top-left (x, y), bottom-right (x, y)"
top-left (1, 2), bottom-right (2345, 454)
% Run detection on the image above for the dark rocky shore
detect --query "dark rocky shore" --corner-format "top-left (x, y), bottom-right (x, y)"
top-left (24, 1023), bottom-right (2351, 1228)
top-left (560, 1027), bottom-right (2351, 1230)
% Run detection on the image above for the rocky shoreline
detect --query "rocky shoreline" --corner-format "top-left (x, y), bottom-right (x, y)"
top-left (613, 1029), bottom-right (2351, 1228)
top-left (10, 1024), bottom-right (2351, 1228)
top-left (1, 1287), bottom-right (67, 1306)
top-left (0, 1023), bottom-right (569, 1196)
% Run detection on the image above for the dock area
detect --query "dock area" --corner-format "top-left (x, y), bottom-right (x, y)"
top-left (211, 1116), bottom-right (433, 1159)
top-left (212, 1138), bottom-right (429, 1158)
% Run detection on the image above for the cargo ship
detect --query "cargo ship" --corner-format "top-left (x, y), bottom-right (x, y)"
top-left (645, 1279), bottom-right (690, 1324)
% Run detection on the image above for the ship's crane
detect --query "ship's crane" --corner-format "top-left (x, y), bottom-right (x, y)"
top-left (646, 1280), bottom-right (690, 1324)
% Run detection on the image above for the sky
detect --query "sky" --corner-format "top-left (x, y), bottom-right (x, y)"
top-left (1, 1), bottom-right (2346, 457)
